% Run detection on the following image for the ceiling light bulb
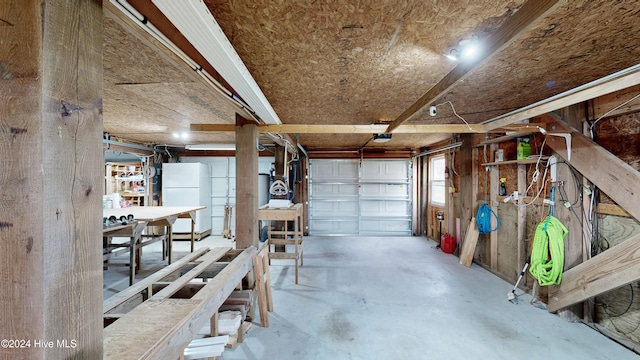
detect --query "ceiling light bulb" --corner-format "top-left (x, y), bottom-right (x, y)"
top-left (462, 45), bottom-right (479, 60)
top-left (181, 132), bottom-right (189, 139)
top-left (172, 132), bottom-right (180, 138)
top-left (443, 49), bottom-right (460, 62)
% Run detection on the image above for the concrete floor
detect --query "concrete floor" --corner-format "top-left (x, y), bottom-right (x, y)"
top-left (104, 236), bottom-right (639, 360)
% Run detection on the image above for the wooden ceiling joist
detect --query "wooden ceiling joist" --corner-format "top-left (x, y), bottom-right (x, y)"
top-left (191, 123), bottom-right (483, 134)
top-left (385, 0), bottom-right (563, 134)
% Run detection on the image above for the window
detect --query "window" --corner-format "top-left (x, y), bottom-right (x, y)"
top-left (430, 155), bottom-right (446, 206)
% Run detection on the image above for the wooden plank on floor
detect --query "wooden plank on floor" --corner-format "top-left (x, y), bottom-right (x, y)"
top-left (459, 217), bottom-right (479, 267)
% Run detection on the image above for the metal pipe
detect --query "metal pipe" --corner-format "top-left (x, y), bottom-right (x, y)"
top-left (413, 141), bottom-right (463, 158)
top-left (103, 139), bottom-right (167, 154)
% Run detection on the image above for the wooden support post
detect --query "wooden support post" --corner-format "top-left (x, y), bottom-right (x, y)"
top-left (489, 144), bottom-right (499, 271)
top-left (272, 145), bottom-right (287, 252)
top-left (210, 312), bottom-right (219, 337)
top-left (0, 0), bottom-right (103, 358)
top-left (517, 164), bottom-right (527, 274)
top-left (235, 114), bottom-right (259, 248)
top-left (458, 135), bottom-right (474, 241)
top-left (554, 152), bottom-right (584, 320)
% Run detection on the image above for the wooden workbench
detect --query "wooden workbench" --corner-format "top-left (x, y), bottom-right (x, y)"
top-left (103, 220), bottom-right (147, 286)
top-left (104, 206), bottom-right (206, 265)
top-left (258, 203), bottom-right (304, 284)
top-left (103, 246), bottom-right (257, 360)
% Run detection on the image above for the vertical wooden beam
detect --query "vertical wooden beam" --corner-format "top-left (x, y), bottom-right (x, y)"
top-left (274, 145), bottom-right (285, 185)
top-left (553, 154), bottom-right (583, 320)
top-left (489, 144), bottom-right (499, 271)
top-left (421, 156), bottom-right (429, 236)
top-left (517, 164), bottom-right (527, 274)
top-left (552, 105), bottom-right (584, 320)
top-left (470, 147), bottom-right (479, 261)
top-left (446, 153), bottom-right (454, 237)
top-left (458, 135), bottom-right (474, 241)
top-left (0, 0), bottom-right (103, 358)
top-left (235, 114), bottom-right (259, 248)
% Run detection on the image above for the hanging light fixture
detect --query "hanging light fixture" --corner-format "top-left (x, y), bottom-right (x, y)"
top-left (443, 35), bottom-right (481, 62)
top-left (372, 133), bottom-right (392, 143)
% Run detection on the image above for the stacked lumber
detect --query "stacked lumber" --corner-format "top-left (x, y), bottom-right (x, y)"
top-left (221, 290), bottom-right (253, 348)
top-left (182, 336), bottom-right (228, 360)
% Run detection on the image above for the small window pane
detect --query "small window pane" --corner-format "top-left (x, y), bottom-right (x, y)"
top-left (430, 155), bottom-right (446, 206)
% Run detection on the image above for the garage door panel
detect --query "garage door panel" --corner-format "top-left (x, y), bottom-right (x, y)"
top-left (360, 219), bottom-right (411, 234)
top-left (309, 159), bottom-right (411, 236)
top-left (310, 219), bottom-right (359, 235)
top-left (361, 160), bottom-right (409, 180)
top-left (360, 183), bottom-right (409, 197)
top-left (312, 200), bottom-right (358, 217)
top-left (311, 160), bottom-right (358, 180)
top-left (360, 200), bottom-right (410, 217)
top-left (312, 183), bottom-right (359, 196)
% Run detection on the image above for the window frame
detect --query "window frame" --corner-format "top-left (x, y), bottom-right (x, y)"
top-left (429, 154), bottom-right (446, 206)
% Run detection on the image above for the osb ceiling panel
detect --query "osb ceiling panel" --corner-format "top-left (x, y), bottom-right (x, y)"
top-left (102, 0), bottom-right (640, 152)
top-left (103, 16), bottom-right (238, 147)
top-left (205, 0), bottom-right (522, 128)
top-left (407, 0), bottom-right (640, 126)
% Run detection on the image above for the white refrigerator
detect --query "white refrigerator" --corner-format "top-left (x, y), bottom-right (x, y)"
top-left (162, 162), bottom-right (212, 234)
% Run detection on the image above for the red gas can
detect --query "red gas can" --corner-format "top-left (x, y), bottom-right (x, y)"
top-left (441, 233), bottom-right (456, 254)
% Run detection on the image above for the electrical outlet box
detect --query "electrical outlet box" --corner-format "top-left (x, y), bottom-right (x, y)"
top-left (549, 155), bottom-right (557, 182)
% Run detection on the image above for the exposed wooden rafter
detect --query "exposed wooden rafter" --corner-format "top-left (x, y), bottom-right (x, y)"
top-left (385, 0), bottom-right (563, 133)
top-left (191, 123), bottom-right (483, 134)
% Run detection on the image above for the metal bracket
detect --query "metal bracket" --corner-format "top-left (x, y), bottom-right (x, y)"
top-left (547, 133), bottom-right (572, 161)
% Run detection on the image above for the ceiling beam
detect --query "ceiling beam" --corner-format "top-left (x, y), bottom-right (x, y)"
top-left (484, 63), bottom-right (640, 131)
top-left (384, 0), bottom-right (563, 134)
top-left (191, 123), bottom-right (483, 134)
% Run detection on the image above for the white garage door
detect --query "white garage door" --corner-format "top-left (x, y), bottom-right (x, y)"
top-left (308, 159), bottom-right (412, 236)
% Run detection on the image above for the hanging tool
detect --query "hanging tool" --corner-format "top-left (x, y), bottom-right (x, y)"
top-left (508, 258), bottom-right (530, 304)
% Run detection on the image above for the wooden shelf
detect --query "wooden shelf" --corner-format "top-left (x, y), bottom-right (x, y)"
top-left (481, 159), bottom-right (539, 166)
top-left (477, 131), bottom-right (536, 146)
